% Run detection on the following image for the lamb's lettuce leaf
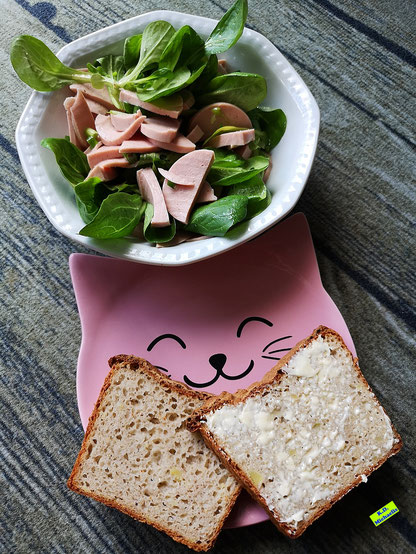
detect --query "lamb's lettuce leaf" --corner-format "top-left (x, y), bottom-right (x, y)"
top-left (10, 35), bottom-right (91, 92)
top-left (123, 34), bottom-right (142, 68)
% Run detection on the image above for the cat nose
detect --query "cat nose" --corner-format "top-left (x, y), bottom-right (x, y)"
top-left (209, 353), bottom-right (227, 371)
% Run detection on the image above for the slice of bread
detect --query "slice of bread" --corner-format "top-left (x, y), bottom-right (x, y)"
top-left (68, 355), bottom-right (241, 551)
top-left (188, 326), bottom-right (402, 538)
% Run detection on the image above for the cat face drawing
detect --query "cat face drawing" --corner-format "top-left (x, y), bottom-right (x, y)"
top-left (73, 213), bottom-right (355, 418)
top-left (146, 316), bottom-right (293, 388)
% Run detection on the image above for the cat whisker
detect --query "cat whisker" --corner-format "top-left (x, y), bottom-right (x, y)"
top-left (267, 347), bottom-right (292, 355)
top-left (261, 355), bottom-right (281, 361)
top-left (262, 336), bottom-right (292, 353)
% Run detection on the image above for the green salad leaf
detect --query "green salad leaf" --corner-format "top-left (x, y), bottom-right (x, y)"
top-left (74, 177), bottom-right (107, 224)
top-left (191, 54), bottom-right (220, 92)
top-left (85, 128), bottom-right (99, 148)
top-left (143, 204), bottom-right (176, 243)
top-left (79, 192), bottom-right (145, 238)
top-left (88, 54), bottom-right (127, 107)
top-left (186, 195), bottom-right (248, 236)
top-left (10, 35), bottom-right (91, 92)
top-left (205, 0), bottom-right (248, 55)
top-left (123, 34), bottom-right (142, 68)
top-left (248, 107), bottom-right (287, 151)
top-left (89, 55), bottom-right (125, 81)
top-left (10, 0), bottom-right (261, 109)
top-left (199, 73), bottom-right (267, 111)
top-left (41, 138), bottom-right (89, 185)
top-left (208, 153), bottom-right (269, 186)
top-left (128, 151), bottom-right (182, 170)
top-left (104, 182), bottom-right (141, 194)
top-left (159, 25), bottom-right (204, 71)
top-left (228, 174), bottom-right (271, 218)
top-left (135, 65), bottom-right (191, 102)
top-left (119, 21), bottom-right (175, 86)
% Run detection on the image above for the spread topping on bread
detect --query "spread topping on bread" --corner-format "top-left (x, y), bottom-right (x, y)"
top-left (191, 327), bottom-right (402, 537)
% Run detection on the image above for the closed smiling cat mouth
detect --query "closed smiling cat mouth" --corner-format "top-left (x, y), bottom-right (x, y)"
top-left (183, 356), bottom-right (255, 389)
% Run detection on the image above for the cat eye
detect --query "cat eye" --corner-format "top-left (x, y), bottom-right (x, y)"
top-left (236, 316), bottom-right (273, 337)
top-left (147, 333), bottom-right (186, 351)
top-left (147, 334), bottom-right (186, 377)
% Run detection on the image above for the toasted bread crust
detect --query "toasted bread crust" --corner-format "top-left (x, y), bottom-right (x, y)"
top-left (188, 326), bottom-right (403, 538)
top-left (68, 355), bottom-right (240, 552)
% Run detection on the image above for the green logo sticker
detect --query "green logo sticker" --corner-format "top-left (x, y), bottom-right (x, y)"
top-left (370, 501), bottom-right (399, 526)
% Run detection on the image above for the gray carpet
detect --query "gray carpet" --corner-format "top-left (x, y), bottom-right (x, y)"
top-left (1, 0), bottom-right (415, 553)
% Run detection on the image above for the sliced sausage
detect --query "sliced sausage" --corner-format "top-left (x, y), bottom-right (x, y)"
top-left (95, 112), bottom-right (145, 146)
top-left (66, 91), bottom-right (95, 149)
top-left (119, 89), bottom-right (183, 119)
top-left (140, 117), bottom-right (180, 142)
top-left (162, 179), bottom-right (204, 224)
top-left (118, 89), bottom-right (140, 106)
top-left (110, 112), bottom-right (139, 131)
top-left (157, 149), bottom-right (214, 186)
top-left (186, 125), bottom-right (204, 143)
top-left (119, 134), bottom-right (160, 154)
top-left (69, 83), bottom-right (115, 110)
top-left (85, 98), bottom-right (108, 115)
top-left (148, 134), bottom-right (195, 154)
top-left (235, 144), bottom-right (252, 160)
top-left (64, 97), bottom-right (83, 149)
top-left (217, 59), bottom-right (230, 75)
top-left (87, 158), bottom-right (131, 181)
top-left (196, 181), bottom-right (217, 203)
top-left (137, 168), bottom-right (170, 227)
top-left (87, 143), bottom-right (123, 169)
top-left (189, 102), bottom-right (253, 140)
top-left (206, 128), bottom-right (255, 148)
top-left (263, 156), bottom-right (272, 183)
top-left (181, 90), bottom-right (195, 110)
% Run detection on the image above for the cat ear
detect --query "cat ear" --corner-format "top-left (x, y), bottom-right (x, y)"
top-left (70, 253), bottom-right (138, 334)
top-left (236, 212), bottom-right (323, 291)
top-left (278, 212), bottom-right (323, 290)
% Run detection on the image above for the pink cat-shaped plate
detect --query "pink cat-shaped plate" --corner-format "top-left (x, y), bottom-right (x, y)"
top-left (70, 212), bottom-right (356, 528)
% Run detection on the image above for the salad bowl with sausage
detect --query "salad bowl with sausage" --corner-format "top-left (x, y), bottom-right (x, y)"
top-left (13, 0), bottom-right (319, 265)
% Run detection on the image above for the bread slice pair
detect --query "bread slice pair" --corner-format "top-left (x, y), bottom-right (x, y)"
top-left (68, 356), bottom-right (241, 551)
top-left (188, 326), bottom-right (402, 538)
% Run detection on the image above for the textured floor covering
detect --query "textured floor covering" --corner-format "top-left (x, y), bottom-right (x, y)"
top-left (1, 0), bottom-right (415, 552)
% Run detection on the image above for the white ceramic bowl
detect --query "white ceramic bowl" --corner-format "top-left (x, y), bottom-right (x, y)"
top-left (16, 10), bottom-right (319, 266)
